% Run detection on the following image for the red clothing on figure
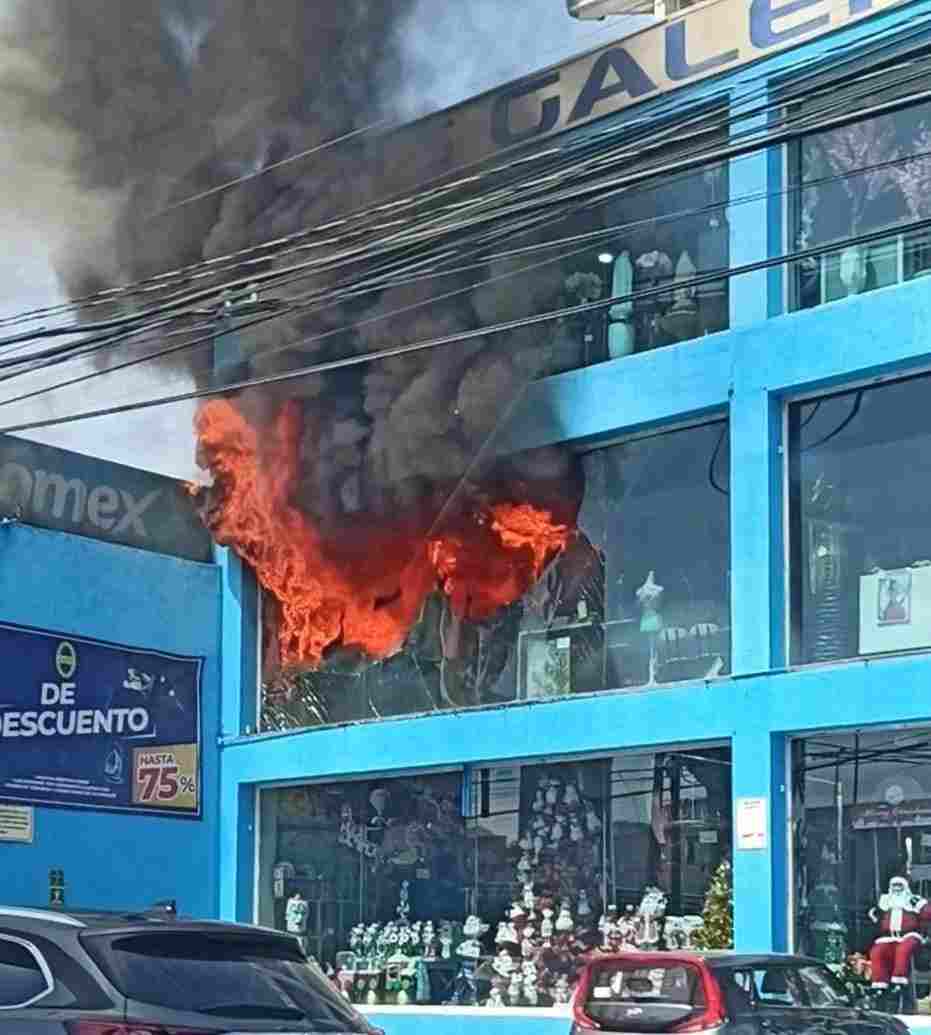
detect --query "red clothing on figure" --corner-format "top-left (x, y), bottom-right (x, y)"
top-left (869, 878), bottom-right (931, 988)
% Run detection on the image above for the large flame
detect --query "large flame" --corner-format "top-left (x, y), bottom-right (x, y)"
top-left (196, 398), bottom-right (573, 669)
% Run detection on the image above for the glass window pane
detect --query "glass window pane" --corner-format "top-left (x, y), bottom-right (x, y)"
top-left (790, 56), bottom-right (931, 311)
top-left (0, 940), bottom-right (48, 1006)
top-left (789, 375), bottom-right (931, 666)
top-left (262, 420), bottom-right (730, 731)
top-left (792, 726), bottom-right (931, 983)
top-left (257, 747), bottom-right (731, 1008)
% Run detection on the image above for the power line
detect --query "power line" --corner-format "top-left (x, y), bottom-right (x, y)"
top-left (5, 211), bottom-right (931, 436)
top-left (2, 10), bottom-right (927, 334)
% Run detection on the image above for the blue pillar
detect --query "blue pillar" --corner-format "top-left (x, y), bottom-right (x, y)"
top-left (729, 107), bottom-right (770, 329)
top-left (216, 546), bottom-right (260, 738)
top-left (219, 776), bottom-right (256, 922)
top-left (729, 384), bottom-right (785, 675)
top-left (732, 721), bottom-right (789, 952)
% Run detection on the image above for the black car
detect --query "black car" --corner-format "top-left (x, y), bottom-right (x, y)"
top-left (572, 951), bottom-right (910, 1035)
top-left (0, 902), bottom-right (381, 1033)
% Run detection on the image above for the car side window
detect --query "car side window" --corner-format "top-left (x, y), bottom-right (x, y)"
top-left (752, 967), bottom-right (806, 1007)
top-left (0, 936), bottom-right (53, 1009)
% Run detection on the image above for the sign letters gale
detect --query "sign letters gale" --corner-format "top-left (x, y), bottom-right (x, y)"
top-left (0, 624), bottom-right (203, 818)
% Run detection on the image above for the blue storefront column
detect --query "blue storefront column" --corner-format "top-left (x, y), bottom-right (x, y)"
top-left (729, 381), bottom-right (785, 676)
top-left (732, 721), bottom-right (789, 952)
top-left (217, 546), bottom-right (260, 737)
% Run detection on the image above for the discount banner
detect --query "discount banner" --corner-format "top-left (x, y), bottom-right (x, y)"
top-left (0, 623), bottom-right (203, 818)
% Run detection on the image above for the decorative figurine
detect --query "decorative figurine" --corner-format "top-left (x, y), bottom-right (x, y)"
top-left (523, 882), bottom-right (536, 913)
top-left (494, 949), bottom-right (515, 977)
top-left (517, 852), bottom-right (533, 880)
top-left (541, 908), bottom-right (555, 941)
top-left (868, 875), bottom-right (931, 993)
top-left (285, 890), bottom-right (309, 937)
top-left (556, 904), bottom-right (574, 933)
top-left (487, 980), bottom-right (506, 1007)
top-left (637, 887), bottom-right (668, 950)
top-left (365, 977), bottom-right (380, 1006)
top-left (578, 889), bottom-right (592, 918)
top-left (636, 571), bottom-right (664, 686)
top-left (585, 803), bottom-right (603, 836)
top-left (521, 925), bottom-right (536, 958)
top-left (507, 972), bottom-right (523, 1005)
top-left (554, 975), bottom-right (572, 1005)
top-left (569, 817), bottom-right (584, 843)
top-left (564, 782), bottom-right (581, 808)
top-left (439, 923), bottom-right (454, 960)
top-left (546, 779), bottom-right (560, 808)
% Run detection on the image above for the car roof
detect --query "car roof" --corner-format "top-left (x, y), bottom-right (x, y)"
top-left (584, 951), bottom-right (825, 969)
top-left (0, 905), bottom-right (292, 941)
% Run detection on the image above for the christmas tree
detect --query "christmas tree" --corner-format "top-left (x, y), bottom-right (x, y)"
top-left (693, 861), bottom-right (733, 950)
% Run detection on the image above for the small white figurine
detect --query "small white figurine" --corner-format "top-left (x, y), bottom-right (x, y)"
top-left (521, 925), bottom-right (536, 958)
top-left (523, 882), bottom-right (536, 912)
top-left (585, 803), bottom-right (603, 836)
top-left (554, 975), bottom-right (571, 1005)
top-left (578, 890), bottom-right (592, 918)
top-left (556, 904), bottom-right (574, 933)
top-left (541, 908), bottom-right (554, 940)
top-left (507, 973), bottom-right (523, 1004)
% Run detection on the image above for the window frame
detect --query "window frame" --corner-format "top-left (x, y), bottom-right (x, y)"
top-left (783, 44), bottom-right (931, 314)
top-left (0, 934), bottom-right (54, 1010)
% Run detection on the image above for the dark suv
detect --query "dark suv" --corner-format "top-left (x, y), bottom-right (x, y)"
top-left (0, 903), bottom-right (380, 1033)
top-left (572, 952), bottom-right (910, 1035)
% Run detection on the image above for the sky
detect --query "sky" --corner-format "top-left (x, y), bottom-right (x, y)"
top-left (0, 0), bottom-right (652, 479)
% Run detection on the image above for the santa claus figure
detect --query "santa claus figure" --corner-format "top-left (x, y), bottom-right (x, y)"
top-left (869, 875), bottom-right (931, 989)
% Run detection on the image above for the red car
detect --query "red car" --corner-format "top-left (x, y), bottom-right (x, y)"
top-left (571, 952), bottom-right (909, 1035)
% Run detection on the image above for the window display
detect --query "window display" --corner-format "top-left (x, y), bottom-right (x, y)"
top-left (258, 744), bottom-right (732, 1007)
top-left (260, 421), bottom-right (730, 731)
top-left (793, 727), bottom-right (931, 1011)
top-left (789, 374), bottom-right (931, 666)
top-left (789, 57), bottom-right (931, 311)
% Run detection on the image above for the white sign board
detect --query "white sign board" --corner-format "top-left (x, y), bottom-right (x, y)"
top-left (736, 797), bottom-right (768, 851)
top-left (0, 805), bottom-right (33, 843)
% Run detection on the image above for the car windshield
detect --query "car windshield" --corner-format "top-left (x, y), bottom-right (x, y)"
top-left (583, 961), bottom-right (707, 1033)
top-left (723, 964), bottom-right (852, 1010)
top-left (82, 930), bottom-right (369, 1030)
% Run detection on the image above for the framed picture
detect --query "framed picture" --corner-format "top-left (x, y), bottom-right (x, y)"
top-left (878, 570), bottom-right (912, 626)
top-left (519, 631), bottom-right (572, 699)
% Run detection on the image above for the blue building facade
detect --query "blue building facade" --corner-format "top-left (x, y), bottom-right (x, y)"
top-left (213, 0), bottom-right (931, 990)
top-left (0, 1), bottom-right (916, 1029)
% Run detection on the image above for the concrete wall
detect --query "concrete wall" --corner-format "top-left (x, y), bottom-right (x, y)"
top-left (0, 524), bottom-right (224, 917)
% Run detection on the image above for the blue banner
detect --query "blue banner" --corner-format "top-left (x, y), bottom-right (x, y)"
top-left (0, 623), bottom-right (203, 818)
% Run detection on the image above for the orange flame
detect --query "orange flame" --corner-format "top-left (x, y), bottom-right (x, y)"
top-left (196, 398), bottom-right (573, 669)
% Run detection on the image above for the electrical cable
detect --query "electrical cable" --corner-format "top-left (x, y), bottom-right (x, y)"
top-left (708, 425), bottom-right (728, 496)
top-left (803, 390), bottom-right (864, 450)
top-left (2, 10), bottom-right (928, 332)
top-left (4, 210), bottom-right (931, 436)
top-left (2, 14), bottom-right (930, 401)
top-left (5, 124), bottom-right (931, 414)
top-left (6, 58), bottom-right (930, 382)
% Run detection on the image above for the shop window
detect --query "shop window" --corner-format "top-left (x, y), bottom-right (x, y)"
top-left (789, 54), bottom-right (931, 311)
top-left (793, 727), bottom-right (931, 1003)
top-left (789, 375), bottom-right (931, 666)
top-left (260, 420), bottom-right (730, 731)
top-left (256, 744), bottom-right (731, 1007)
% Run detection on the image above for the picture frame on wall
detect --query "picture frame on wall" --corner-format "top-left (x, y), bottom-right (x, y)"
top-left (878, 571), bottom-right (912, 626)
top-left (518, 629), bottom-right (572, 699)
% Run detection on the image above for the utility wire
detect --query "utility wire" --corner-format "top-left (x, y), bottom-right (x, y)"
top-left (5, 211), bottom-right (931, 436)
top-left (2, 10), bottom-right (927, 332)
